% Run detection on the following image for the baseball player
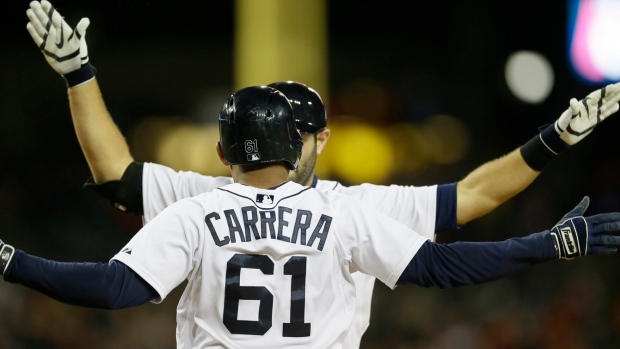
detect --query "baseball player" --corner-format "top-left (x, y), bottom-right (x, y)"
top-left (3, 85), bottom-right (620, 349)
top-left (24, 1), bottom-right (620, 347)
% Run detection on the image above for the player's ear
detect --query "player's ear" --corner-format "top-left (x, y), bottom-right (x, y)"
top-left (316, 128), bottom-right (330, 155)
top-left (216, 142), bottom-right (230, 166)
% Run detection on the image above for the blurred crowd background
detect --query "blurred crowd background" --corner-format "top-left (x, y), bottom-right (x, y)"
top-left (2, 0), bottom-right (620, 348)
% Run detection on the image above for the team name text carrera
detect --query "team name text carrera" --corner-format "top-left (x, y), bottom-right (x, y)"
top-left (205, 206), bottom-right (332, 251)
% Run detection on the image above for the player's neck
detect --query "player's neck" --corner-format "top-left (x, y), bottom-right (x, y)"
top-left (233, 163), bottom-right (289, 189)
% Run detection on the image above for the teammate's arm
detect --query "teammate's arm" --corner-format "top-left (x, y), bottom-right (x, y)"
top-left (398, 197), bottom-right (620, 287)
top-left (26, 0), bottom-right (134, 184)
top-left (68, 79), bottom-right (135, 183)
top-left (455, 149), bottom-right (537, 225)
top-left (456, 82), bottom-right (620, 225)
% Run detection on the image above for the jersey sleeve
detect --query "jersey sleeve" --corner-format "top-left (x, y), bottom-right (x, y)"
top-left (330, 193), bottom-right (429, 289)
top-left (334, 183), bottom-right (439, 241)
top-left (142, 163), bottom-right (233, 223)
top-left (112, 197), bottom-right (206, 302)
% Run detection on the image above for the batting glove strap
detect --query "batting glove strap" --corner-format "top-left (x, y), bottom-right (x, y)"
top-left (520, 125), bottom-right (568, 171)
top-left (540, 123), bottom-right (571, 155)
top-left (63, 62), bottom-right (97, 88)
top-left (0, 241), bottom-right (15, 276)
top-left (550, 216), bottom-right (587, 260)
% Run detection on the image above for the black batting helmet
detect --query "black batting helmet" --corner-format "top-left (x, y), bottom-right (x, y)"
top-left (268, 81), bottom-right (327, 134)
top-left (219, 86), bottom-right (303, 170)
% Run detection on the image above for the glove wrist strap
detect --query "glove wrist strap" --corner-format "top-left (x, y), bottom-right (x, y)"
top-left (541, 123), bottom-right (570, 154)
top-left (520, 124), bottom-right (569, 171)
top-left (0, 243), bottom-right (15, 276)
top-left (63, 62), bottom-right (97, 88)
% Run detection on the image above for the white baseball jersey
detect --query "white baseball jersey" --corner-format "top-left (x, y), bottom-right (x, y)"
top-left (141, 163), bottom-right (438, 348)
top-left (113, 181), bottom-right (428, 348)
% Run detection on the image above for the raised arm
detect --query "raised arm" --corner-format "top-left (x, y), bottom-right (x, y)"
top-left (26, 0), bottom-right (133, 183)
top-left (456, 82), bottom-right (620, 225)
top-left (68, 79), bottom-right (134, 183)
top-left (456, 148), bottom-right (537, 225)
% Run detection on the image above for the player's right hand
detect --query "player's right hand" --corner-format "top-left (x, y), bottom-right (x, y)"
top-left (26, 0), bottom-right (90, 76)
top-left (0, 239), bottom-right (15, 276)
top-left (550, 196), bottom-right (620, 260)
top-left (547, 82), bottom-right (620, 151)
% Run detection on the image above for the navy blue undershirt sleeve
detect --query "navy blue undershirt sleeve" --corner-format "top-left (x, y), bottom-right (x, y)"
top-left (435, 183), bottom-right (458, 231)
top-left (397, 231), bottom-right (557, 288)
top-left (3, 250), bottom-right (158, 309)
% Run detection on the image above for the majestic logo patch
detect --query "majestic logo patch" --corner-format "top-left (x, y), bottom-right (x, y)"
top-left (256, 194), bottom-right (274, 204)
top-left (121, 248), bottom-right (133, 255)
top-left (560, 227), bottom-right (577, 255)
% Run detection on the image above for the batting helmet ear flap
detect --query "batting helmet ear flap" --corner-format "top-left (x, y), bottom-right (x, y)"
top-left (216, 141), bottom-right (229, 166)
top-left (218, 86), bottom-right (302, 170)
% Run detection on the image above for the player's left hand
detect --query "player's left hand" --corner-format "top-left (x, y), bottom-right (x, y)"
top-left (0, 239), bottom-right (15, 276)
top-left (550, 196), bottom-right (620, 260)
top-left (554, 82), bottom-right (620, 147)
top-left (26, 0), bottom-right (90, 76)
top-left (520, 82), bottom-right (620, 171)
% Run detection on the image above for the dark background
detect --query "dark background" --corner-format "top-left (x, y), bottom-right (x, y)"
top-left (1, 1), bottom-right (620, 348)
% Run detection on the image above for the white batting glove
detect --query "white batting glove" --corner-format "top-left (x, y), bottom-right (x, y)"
top-left (554, 82), bottom-right (620, 146)
top-left (26, 0), bottom-right (95, 87)
top-left (521, 82), bottom-right (620, 171)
